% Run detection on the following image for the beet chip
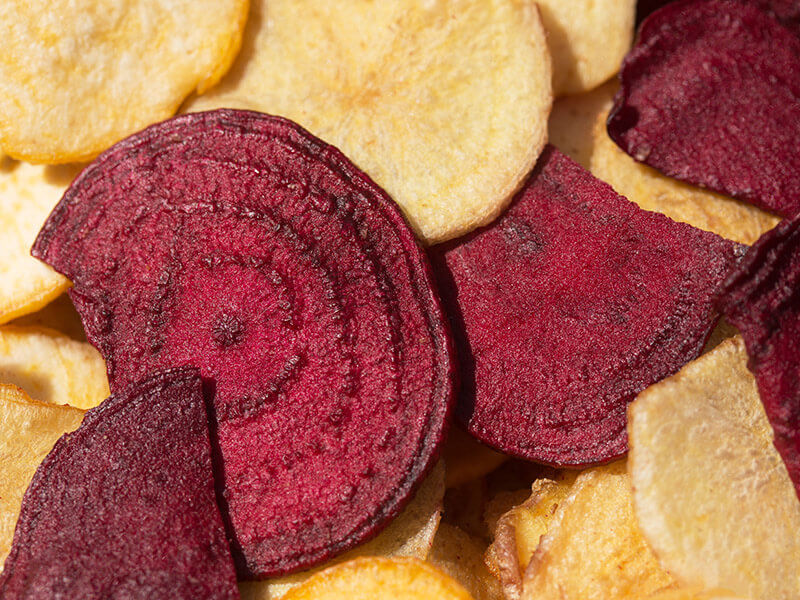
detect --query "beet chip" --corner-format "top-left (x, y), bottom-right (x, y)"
top-left (32, 110), bottom-right (455, 578)
top-left (0, 369), bottom-right (239, 599)
top-left (717, 215), bottom-right (800, 499)
top-left (430, 146), bottom-right (743, 466)
top-left (609, 0), bottom-right (800, 218)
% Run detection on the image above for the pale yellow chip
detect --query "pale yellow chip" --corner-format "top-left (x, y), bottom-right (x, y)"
top-left (281, 557), bottom-right (474, 600)
top-left (240, 461), bottom-right (445, 600)
top-left (0, 159), bottom-right (77, 324)
top-left (628, 337), bottom-right (800, 600)
top-left (536, 0), bottom-right (635, 96)
top-left (0, 326), bottom-right (108, 410)
top-left (0, 384), bottom-right (84, 568)
top-left (444, 427), bottom-right (507, 489)
top-left (645, 590), bottom-right (745, 600)
top-left (520, 461), bottom-right (676, 600)
top-left (189, 0), bottom-right (552, 245)
top-left (10, 294), bottom-right (87, 342)
top-left (0, 0), bottom-right (249, 163)
top-left (428, 523), bottom-right (503, 600)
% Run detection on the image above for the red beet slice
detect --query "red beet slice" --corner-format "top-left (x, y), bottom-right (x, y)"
top-left (636, 0), bottom-right (800, 29)
top-left (0, 369), bottom-right (239, 599)
top-left (429, 146), bottom-right (743, 467)
top-left (716, 215), bottom-right (800, 499)
top-left (32, 110), bottom-right (455, 578)
top-left (609, 0), bottom-right (800, 218)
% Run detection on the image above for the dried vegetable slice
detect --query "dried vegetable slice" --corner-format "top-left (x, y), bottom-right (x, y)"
top-left (0, 0), bottom-right (248, 163)
top-left (0, 369), bottom-right (240, 599)
top-left (428, 523), bottom-right (502, 600)
top-left (628, 337), bottom-right (800, 599)
top-left (10, 294), bottom-right (87, 341)
top-left (188, 0), bottom-right (552, 244)
top-left (430, 146), bottom-right (743, 466)
top-left (608, 0), bottom-right (800, 218)
top-left (444, 427), bottom-right (507, 489)
top-left (33, 110), bottom-right (455, 578)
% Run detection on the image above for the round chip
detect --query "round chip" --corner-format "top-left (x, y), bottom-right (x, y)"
top-left (628, 337), bottom-right (800, 599)
top-left (188, 0), bottom-right (552, 244)
top-left (0, 0), bottom-right (249, 163)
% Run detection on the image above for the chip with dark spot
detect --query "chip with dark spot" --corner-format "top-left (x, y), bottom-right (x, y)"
top-left (429, 146), bottom-right (743, 467)
top-left (609, 0), bottom-right (800, 218)
top-left (0, 369), bottom-right (239, 599)
top-left (717, 215), bottom-right (800, 500)
top-left (31, 110), bottom-right (455, 579)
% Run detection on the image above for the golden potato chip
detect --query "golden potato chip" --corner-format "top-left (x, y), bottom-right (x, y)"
top-left (445, 427), bottom-right (507, 489)
top-left (189, 0), bottom-right (552, 244)
top-left (240, 461), bottom-right (444, 600)
top-left (0, 384), bottom-right (84, 568)
top-left (520, 461), bottom-right (676, 600)
top-left (0, 0), bottom-right (248, 163)
top-left (10, 294), bottom-right (87, 342)
top-left (0, 160), bottom-right (77, 324)
top-left (536, 0), bottom-right (635, 96)
top-left (628, 337), bottom-right (800, 600)
top-left (645, 590), bottom-right (744, 600)
top-left (429, 523), bottom-right (502, 600)
top-left (281, 557), bottom-right (474, 600)
top-left (0, 326), bottom-right (108, 410)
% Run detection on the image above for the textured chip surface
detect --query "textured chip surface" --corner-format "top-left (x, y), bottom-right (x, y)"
top-left (0, 0), bottom-right (248, 163)
top-left (0, 369), bottom-right (240, 599)
top-left (430, 146), bottom-right (743, 466)
top-left (428, 523), bottom-right (502, 600)
top-left (188, 0), bottom-right (552, 244)
top-left (33, 110), bottom-right (455, 578)
top-left (628, 337), bottom-right (800, 599)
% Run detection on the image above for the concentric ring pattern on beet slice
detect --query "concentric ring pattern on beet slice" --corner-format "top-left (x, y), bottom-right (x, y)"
top-left (32, 110), bottom-right (456, 578)
top-left (609, 0), bottom-right (800, 218)
top-left (717, 215), bottom-right (800, 500)
top-left (0, 368), bottom-right (239, 600)
top-left (429, 146), bottom-right (744, 467)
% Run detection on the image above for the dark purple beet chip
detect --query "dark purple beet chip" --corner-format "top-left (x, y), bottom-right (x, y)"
top-left (636, 0), bottom-right (800, 29)
top-left (609, 0), bottom-right (800, 218)
top-left (716, 215), bottom-right (800, 500)
top-left (0, 369), bottom-right (239, 600)
top-left (429, 146), bottom-right (744, 467)
top-left (31, 110), bottom-right (455, 578)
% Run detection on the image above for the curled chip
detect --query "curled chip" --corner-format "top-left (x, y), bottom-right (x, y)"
top-left (0, 385), bottom-right (84, 568)
top-left (444, 427), bottom-right (507, 489)
top-left (717, 215), bottom-right (800, 497)
top-left (0, 160), bottom-right (76, 324)
top-left (10, 294), bottom-right (87, 341)
top-left (33, 110), bottom-right (455, 578)
top-left (0, 0), bottom-right (248, 163)
top-left (0, 326), bottom-right (108, 409)
top-left (188, 0), bottom-right (552, 244)
top-left (628, 337), bottom-right (800, 599)
top-left (521, 462), bottom-right (676, 600)
top-left (608, 0), bottom-right (800, 218)
top-left (281, 557), bottom-right (474, 600)
top-left (430, 146), bottom-right (743, 466)
top-left (536, 0), bottom-right (635, 96)
top-left (0, 369), bottom-right (240, 599)
top-left (428, 523), bottom-right (502, 600)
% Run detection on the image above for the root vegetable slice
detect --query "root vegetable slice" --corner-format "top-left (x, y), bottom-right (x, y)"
top-left (608, 0), bottom-right (800, 218)
top-left (0, 369), bottom-right (239, 599)
top-left (430, 146), bottom-right (743, 466)
top-left (281, 557), bottom-right (474, 600)
top-left (444, 427), bottom-right (507, 489)
top-left (10, 294), bottom-right (87, 341)
top-left (716, 216), bottom-right (800, 497)
top-left (187, 0), bottom-right (552, 245)
top-left (0, 0), bottom-right (248, 163)
top-left (33, 110), bottom-right (455, 578)
top-left (0, 385), bottom-right (84, 569)
top-left (0, 326), bottom-right (108, 409)
top-left (428, 523), bottom-right (503, 600)
top-left (628, 337), bottom-right (800, 599)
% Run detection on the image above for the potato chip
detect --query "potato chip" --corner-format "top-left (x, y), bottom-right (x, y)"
top-left (0, 159), bottom-right (76, 324)
top-left (520, 462), bottom-right (676, 600)
top-left (0, 0), bottom-right (248, 163)
top-left (188, 0), bottom-right (552, 244)
top-left (628, 337), bottom-right (800, 599)
top-left (10, 294), bottom-right (86, 342)
top-left (239, 462), bottom-right (444, 600)
top-left (0, 384), bottom-right (84, 568)
top-left (0, 326), bottom-right (108, 409)
top-left (429, 523), bottom-right (502, 600)
top-left (443, 480), bottom-right (489, 540)
top-left (536, 0), bottom-right (636, 96)
top-left (281, 557), bottom-right (474, 600)
top-left (645, 590), bottom-right (745, 600)
top-left (445, 428), bottom-right (507, 489)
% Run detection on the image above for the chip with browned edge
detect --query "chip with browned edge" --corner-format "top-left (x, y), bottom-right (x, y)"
top-left (0, 369), bottom-right (239, 599)
top-left (32, 110), bottom-right (455, 578)
top-left (429, 146), bottom-right (742, 466)
top-left (608, 0), bottom-right (800, 218)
